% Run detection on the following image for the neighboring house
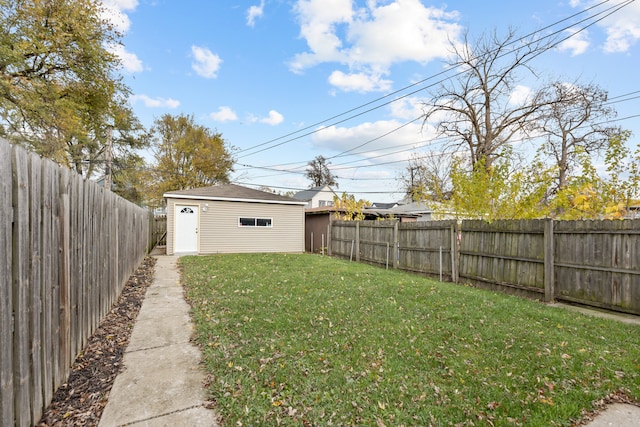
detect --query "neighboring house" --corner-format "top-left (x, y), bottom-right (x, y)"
top-left (389, 201), bottom-right (436, 221)
top-left (293, 185), bottom-right (337, 208)
top-left (384, 200), bottom-right (454, 221)
top-left (164, 183), bottom-right (307, 255)
top-left (153, 206), bottom-right (167, 217)
top-left (626, 204), bottom-right (640, 219)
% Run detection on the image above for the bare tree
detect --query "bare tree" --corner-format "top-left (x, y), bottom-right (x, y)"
top-left (305, 155), bottom-right (338, 188)
top-left (536, 81), bottom-right (619, 193)
top-left (400, 152), bottom-right (453, 202)
top-left (423, 28), bottom-right (554, 171)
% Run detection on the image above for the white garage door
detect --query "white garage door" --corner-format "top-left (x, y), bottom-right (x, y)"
top-left (174, 205), bottom-right (199, 253)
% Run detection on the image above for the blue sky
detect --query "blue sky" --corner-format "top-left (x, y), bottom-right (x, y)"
top-left (102, 0), bottom-right (640, 202)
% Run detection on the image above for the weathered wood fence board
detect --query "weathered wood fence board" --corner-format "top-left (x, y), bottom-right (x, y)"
top-left (0, 138), bottom-right (152, 427)
top-left (330, 217), bottom-right (639, 315)
top-left (0, 140), bottom-right (12, 427)
top-left (358, 221), bottom-right (396, 267)
top-left (398, 221), bottom-right (457, 281)
top-left (331, 220), bottom-right (457, 279)
top-left (459, 220), bottom-right (546, 298)
top-left (330, 221), bottom-right (359, 260)
top-left (150, 215), bottom-right (167, 249)
top-left (12, 144), bottom-right (31, 426)
top-left (554, 220), bottom-right (640, 313)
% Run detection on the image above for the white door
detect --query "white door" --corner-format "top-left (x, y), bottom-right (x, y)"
top-left (174, 205), bottom-right (199, 253)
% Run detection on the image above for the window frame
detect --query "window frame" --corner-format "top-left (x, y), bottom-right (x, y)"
top-left (238, 217), bottom-right (273, 228)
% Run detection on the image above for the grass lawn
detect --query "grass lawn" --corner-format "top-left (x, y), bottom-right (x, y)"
top-left (180, 253), bottom-right (640, 427)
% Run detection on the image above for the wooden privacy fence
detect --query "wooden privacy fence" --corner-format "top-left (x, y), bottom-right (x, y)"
top-left (330, 220), bottom-right (458, 281)
top-left (459, 220), bottom-right (552, 300)
top-left (0, 139), bottom-right (151, 427)
top-left (329, 218), bottom-right (639, 315)
top-left (150, 215), bottom-right (167, 250)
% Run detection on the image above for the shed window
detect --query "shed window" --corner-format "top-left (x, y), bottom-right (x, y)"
top-left (239, 217), bottom-right (272, 227)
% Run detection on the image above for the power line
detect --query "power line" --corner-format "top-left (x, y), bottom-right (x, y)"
top-left (235, 92), bottom-right (639, 178)
top-left (234, 0), bottom-right (633, 159)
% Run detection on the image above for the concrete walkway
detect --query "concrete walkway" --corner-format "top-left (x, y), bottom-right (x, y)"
top-left (99, 255), bottom-right (219, 427)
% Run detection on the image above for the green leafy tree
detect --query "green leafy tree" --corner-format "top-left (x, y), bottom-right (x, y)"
top-left (111, 153), bottom-right (148, 205)
top-left (333, 192), bottom-right (370, 221)
top-left (305, 155), bottom-right (338, 188)
top-left (449, 152), bottom-right (554, 220)
top-left (0, 0), bottom-right (145, 177)
top-left (147, 114), bottom-right (235, 205)
top-left (552, 131), bottom-right (639, 219)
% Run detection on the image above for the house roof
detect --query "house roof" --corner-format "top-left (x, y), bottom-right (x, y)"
top-left (304, 205), bottom-right (419, 219)
top-left (164, 183), bottom-right (307, 205)
top-left (367, 202), bottom-right (399, 209)
top-left (292, 185), bottom-right (337, 202)
top-left (391, 201), bottom-right (435, 215)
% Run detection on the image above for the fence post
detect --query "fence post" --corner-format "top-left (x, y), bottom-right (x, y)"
top-left (58, 168), bottom-right (71, 387)
top-left (355, 221), bottom-right (360, 262)
top-left (450, 222), bottom-right (458, 283)
top-left (386, 242), bottom-right (390, 270)
top-left (327, 222), bottom-right (332, 256)
top-left (393, 220), bottom-right (399, 269)
top-left (147, 209), bottom-right (154, 254)
top-left (544, 219), bottom-right (555, 303)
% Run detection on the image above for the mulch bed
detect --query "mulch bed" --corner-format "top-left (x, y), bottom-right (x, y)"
top-left (37, 256), bottom-right (157, 427)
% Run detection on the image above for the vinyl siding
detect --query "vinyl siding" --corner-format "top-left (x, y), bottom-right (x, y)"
top-left (166, 197), bottom-right (304, 254)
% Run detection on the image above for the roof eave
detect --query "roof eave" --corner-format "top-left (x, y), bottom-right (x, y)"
top-left (163, 193), bottom-right (307, 206)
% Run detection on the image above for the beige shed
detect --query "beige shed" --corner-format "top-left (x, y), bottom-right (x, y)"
top-left (164, 184), bottom-right (306, 255)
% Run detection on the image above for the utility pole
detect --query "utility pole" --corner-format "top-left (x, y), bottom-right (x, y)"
top-left (104, 127), bottom-right (113, 191)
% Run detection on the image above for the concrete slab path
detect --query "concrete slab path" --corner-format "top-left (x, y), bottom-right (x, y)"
top-left (583, 403), bottom-right (640, 426)
top-left (99, 255), bottom-right (219, 427)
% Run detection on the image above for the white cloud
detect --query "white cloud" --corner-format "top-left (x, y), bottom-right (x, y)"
top-left (571, 1), bottom-right (640, 53)
top-left (210, 106), bottom-right (238, 122)
top-left (108, 43), bottom-right (143, 72)
top-left (557, 28), bottom-right (590, 56)
top-left (388, 97), bottom-right (424, 120)
top-left (259, 110), bottom-right (284, 125)
top-left (290, 0), bottom-right (354, 72)
top-left (100, 0), bottom-right (138, 33)
top-left (247, 0), bottom-right (265, 27)
top-left (311, 119), bottom-right (426, 160)
top-left (100, 1), bottom-right (144, 72)
top-left (601, 9), bottom-right (640, 53)
top-left (507, 85), bottom-right (533, 106)
top-left (290, 0), bottom-right (462, 92)
top-left (191, 46), bottom-right (222, 79)
top-left (328, 70), bottom-right (392, 93)
top-left (130, 94), bottom-right (180, 108)
top-left (599, 0), bottom-right (640, 53)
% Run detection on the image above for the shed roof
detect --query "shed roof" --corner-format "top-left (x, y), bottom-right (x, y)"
top-left (164, 183), bottom-right (307, 205)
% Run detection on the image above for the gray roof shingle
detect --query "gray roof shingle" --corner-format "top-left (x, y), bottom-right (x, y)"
top-left (164, 183), bottom-right (305, 205)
